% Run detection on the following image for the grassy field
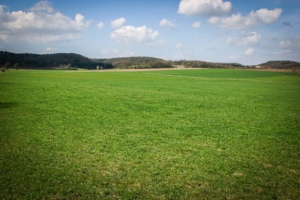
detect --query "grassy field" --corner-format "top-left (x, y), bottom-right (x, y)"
top-left (0, 69), bottom-right (299, 199)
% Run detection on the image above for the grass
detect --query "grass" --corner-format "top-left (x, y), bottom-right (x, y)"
top-left (0, 69), bottom-right (299, 199)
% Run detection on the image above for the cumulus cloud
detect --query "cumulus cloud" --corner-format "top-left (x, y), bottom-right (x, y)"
top-left (227, 31), bottom-right (261, 46)
top-left (159, 18), bottom-right (176, 30)
top-left (150, 39), bottom-right (167, 46)
top-left (0, 1), bottom-right (91, 42)
top-left (178, 0), bottom-right (232, 17)
top-left (29, 1), bottom-right (55, 13)
top-left (176, 43), bottom-right (183, 49)
top-left (44, 47), bottom-right (57, 52)
top-left (111, 17), bottom-right (126, 28)
top-left (244, 48), bottom-right (255, 55)
top-left (273, 50), bottom-right (292, 55)
top-left (110, 26), bottom-right (160, 44)
top-left (192, 21), bottom-right (201, 29)
top-left (209, 8), bottom-right (282, 29)
top-left (97, 22), bottom-right (104, 29)
top-left (279, 35), bottom-right (300, 49)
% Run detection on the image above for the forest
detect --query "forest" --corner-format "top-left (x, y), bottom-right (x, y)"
top-left (0, 51), bottom-right (113, 70)
top-left (0, 51), bottom-right (172, 70)
top-left (1, 51), bottom-right (300, 71)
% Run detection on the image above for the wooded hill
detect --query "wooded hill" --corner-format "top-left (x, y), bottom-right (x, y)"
top-left (1, 51), bottom-right (300, 70)
top-left (101, 57), bottom-right (172, 69)
top-left (257, 61), bottom-right (300, 69)
top-left (172, 60), bottom-right (244, 68)
top-left (0, 51), bottom-right (113, 70)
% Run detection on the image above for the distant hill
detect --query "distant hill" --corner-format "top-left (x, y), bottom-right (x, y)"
top-left (1, 51), bottom-right (300, 70)
top-left (0, 51), bottom-right (113, 70)
top-left (172, 60), bottom-right (244, 68)
top-left (101, 57), bottom-right (172, 69)
top-left (257, 61), bottom-right (300, 69)
top-left (101, 57), bottom-right (242, 69)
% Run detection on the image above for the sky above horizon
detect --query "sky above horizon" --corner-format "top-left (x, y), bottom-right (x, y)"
top-left (0, 0), bottom-right (299, 65)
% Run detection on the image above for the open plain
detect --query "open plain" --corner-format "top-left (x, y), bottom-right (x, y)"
top-left (1, 69), bottom-right (299, 199)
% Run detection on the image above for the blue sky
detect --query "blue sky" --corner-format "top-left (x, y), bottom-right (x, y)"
top-left (0, 0), bottom-right (299, 65)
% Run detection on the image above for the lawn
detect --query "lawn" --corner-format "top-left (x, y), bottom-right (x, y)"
top-left (0, 69), bottom-right (299, 199)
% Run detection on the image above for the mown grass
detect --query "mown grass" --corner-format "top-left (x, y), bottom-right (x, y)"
top-left (0, 69), bottom-right (299, 199)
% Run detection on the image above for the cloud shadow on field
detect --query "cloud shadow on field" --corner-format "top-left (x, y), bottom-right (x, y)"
top-left (0, 102), bottom-right (19, 109)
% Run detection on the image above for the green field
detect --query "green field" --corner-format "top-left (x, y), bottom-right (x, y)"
top-left (1, 69), bottom-right (299, 199)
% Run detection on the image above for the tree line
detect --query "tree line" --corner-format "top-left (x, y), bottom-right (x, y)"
top-left (1, 51), bottom-right (299, 71)
top-left (101, 57), bottom-right (173, 69)
top-left (0, 51), bottom-right (173, 70)
top-left (0, 51), bottom-right (113, 70)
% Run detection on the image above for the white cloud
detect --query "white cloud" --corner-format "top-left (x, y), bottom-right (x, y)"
top-left (97, 22), bottom-right (104, 29)
top-left (110, 26), bottom-right (160, 44)
top-left (255, 9), bottom-right (282, 23)
top-left (159, 18), bottom-right (176, 30)
top-left (244, 48), bottom-right (255, 55)
top-left (176, 43), bottom-right (183, 49)
top-left (44, 47), bottom-right (57, 52)
top-left (29, 1), bottom-right (54, 13)
top-left (192, 21), bottom-right (201, 29)
top-left (209, 8), bottom-right (282, 29)
top-left (178, 0), bottom-right (232, 17)
top-left (227, 31), bottom-right (261, 46)
top-left (149, 39), bottom-right (167, 46)
top-left (279, 35), bottom-right (300, 49)
top-left (273, 50), bottom-right (292, 55)
top-left (0, 1), bottom-right (91, 42)
top-left (111, 17), bottom-right (126, 28)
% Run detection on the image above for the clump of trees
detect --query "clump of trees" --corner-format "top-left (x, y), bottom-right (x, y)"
top-left (0, 67), bottom-right (7, 72)
top-left (103, 56), bottom-right (173, 69)
top-left (1, 62), bottom-right (11, 72)
top-left (0, 62), bottom-right (20, 72)
top-left (2, 50), bottom-right (299, 71)
top-left (172, 60), bottom-right (244, 68)
top-left (0, 51), bottom-right (113, 70)
top-left (258, 61), bottom-right (300, 69)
